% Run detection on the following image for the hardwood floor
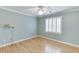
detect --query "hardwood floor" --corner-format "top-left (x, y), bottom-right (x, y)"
top-left (0, 37), bottom-right (79, 53)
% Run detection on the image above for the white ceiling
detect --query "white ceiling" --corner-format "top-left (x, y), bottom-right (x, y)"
top-left (0, 6), bottom-right (78, 17)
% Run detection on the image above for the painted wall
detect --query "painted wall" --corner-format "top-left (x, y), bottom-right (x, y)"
top-left (1, 7), bottom-right (79, 46)
top-left (38, 10), bottom-right (79, 45)
top-left (0, 9), bottom-right (37, 45)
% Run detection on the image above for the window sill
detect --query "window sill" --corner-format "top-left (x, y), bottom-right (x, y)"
top-left (45, 32), bottom-right (62, 34)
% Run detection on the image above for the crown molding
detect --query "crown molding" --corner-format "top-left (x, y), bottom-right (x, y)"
top-left (0, 7), bottom-right (36, 17)
top-left (61, 7), bottom-right (79, 14)
top-left (38, 7), bottom-right (79, 18)
top-left (0, 7), bottom-right (79, 18)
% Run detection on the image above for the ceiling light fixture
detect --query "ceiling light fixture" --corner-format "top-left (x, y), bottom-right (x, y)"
top-left (37, 6), bottom-right (45, 15)
top-left (38, 10), bottom-right (43, 15)
top-left (37, 6), bottom-right (52, 15)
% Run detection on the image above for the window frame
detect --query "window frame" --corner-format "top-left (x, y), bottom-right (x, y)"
top-left (45, 16), bottom-right (62, 34)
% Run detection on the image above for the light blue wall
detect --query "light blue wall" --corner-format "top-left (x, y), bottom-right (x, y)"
top-left (38, 10), bottom-right (79, 45)
top-left (1, 7), bottom-right (79, 46)
top-left (0, 9), bottom-right (37, 45)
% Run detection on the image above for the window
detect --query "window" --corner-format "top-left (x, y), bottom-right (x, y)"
top-left (45, 16), bottom-right (62, 33)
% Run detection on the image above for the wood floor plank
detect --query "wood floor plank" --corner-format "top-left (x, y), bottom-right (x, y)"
top-left (0, 37), bottom-right (79, 53)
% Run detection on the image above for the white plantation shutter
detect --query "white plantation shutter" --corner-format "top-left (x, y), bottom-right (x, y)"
top-left (45, 16), bottom-right (62, 33)
top-left (57, 16), bottom-right (62, 33)
top-left (49, 18), bottom-right (52, 32)
top-left (52, 17), bottom-right (57, 32)
top-left (45, 19), bottom-right (49, 32)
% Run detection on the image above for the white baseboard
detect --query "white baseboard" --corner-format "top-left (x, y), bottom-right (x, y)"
top-left (1, 35), bottom-right (79, 48)
top-left (38, 35), bottom-right (79, 48)
top-left (0, 35), bottom-right (37, 48)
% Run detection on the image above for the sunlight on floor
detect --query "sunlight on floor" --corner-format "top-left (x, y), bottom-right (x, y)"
top-left (44, 44), bottom-right (61, 53)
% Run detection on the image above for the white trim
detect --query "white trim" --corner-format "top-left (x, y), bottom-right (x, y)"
top-left (1, 35), bottom-right (79, 48)
top-left (63, 7), bottom-right (79, 14)
top-left (0, 7), bottom-right (35, 17)
top-left (38, 35), bottom-right (79, 48)
top-left (0, 35), bottom-right (37, 48)
top-left (0, 7), bottom-right (79, 18)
